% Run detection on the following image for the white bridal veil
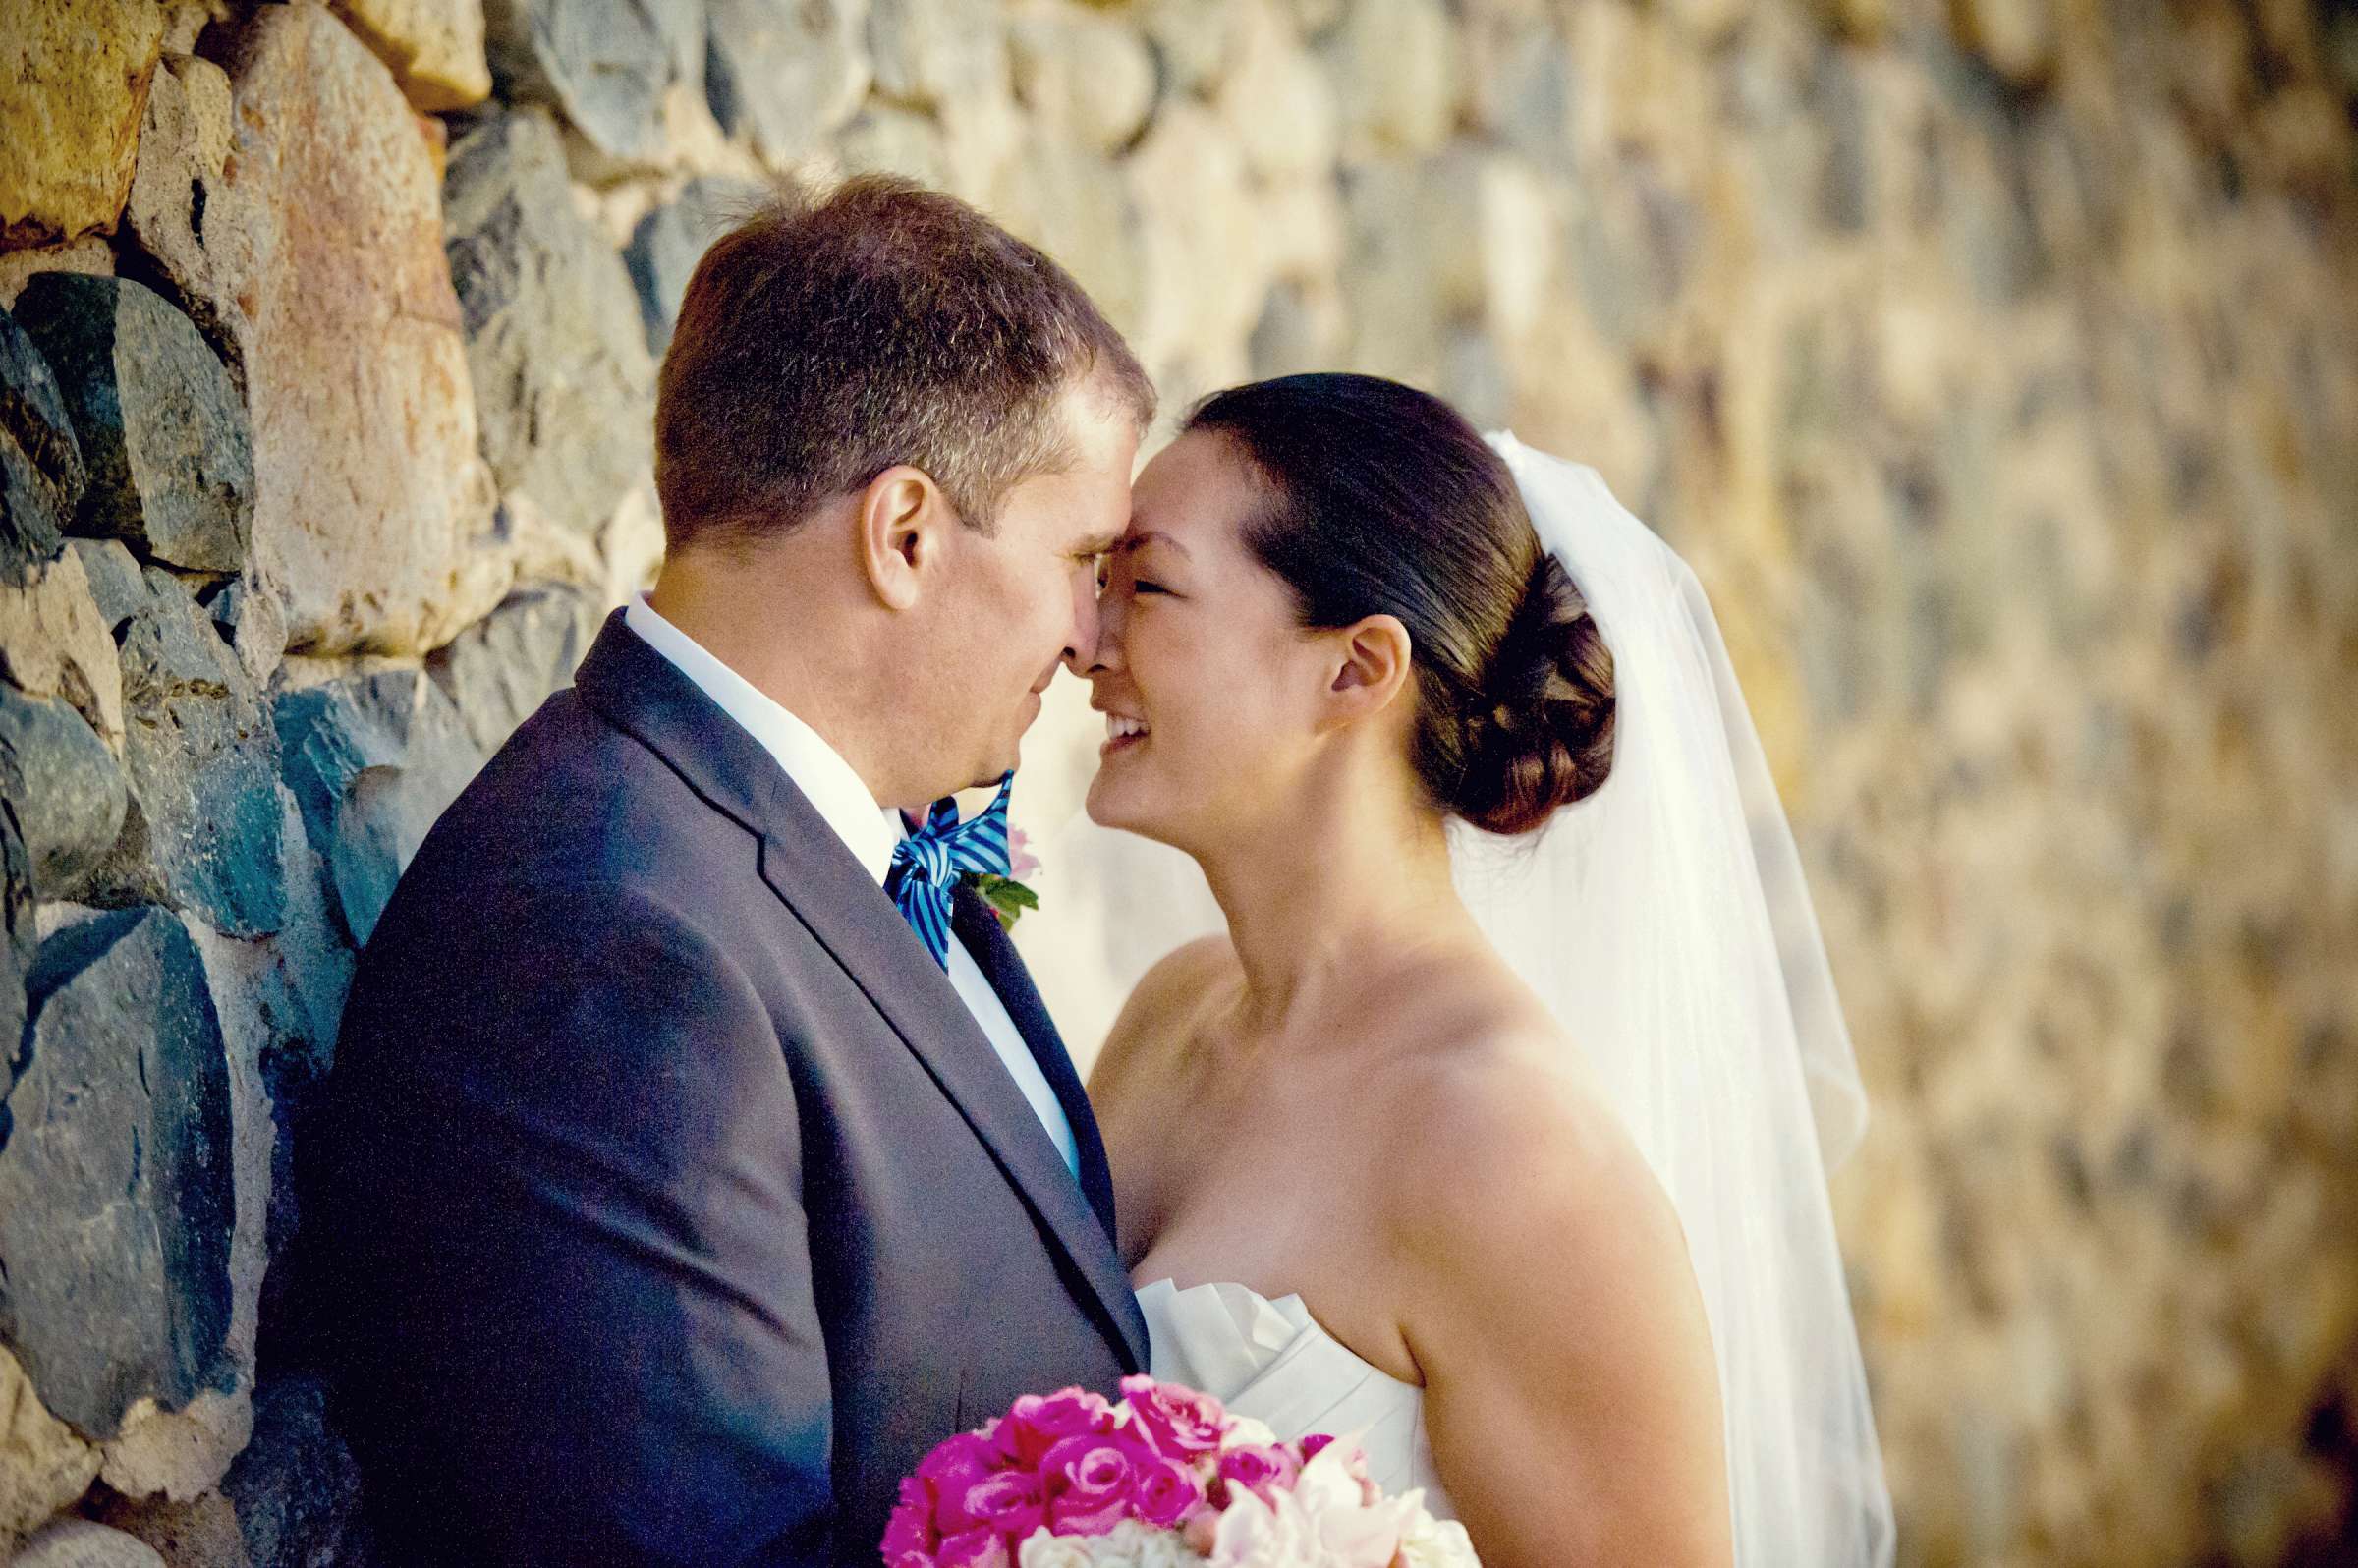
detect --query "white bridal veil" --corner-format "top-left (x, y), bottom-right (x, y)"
top-left (1453, 433), bottom-right (1894, 1568)
top-left (1030, 431), bottom-right (1895, 1568)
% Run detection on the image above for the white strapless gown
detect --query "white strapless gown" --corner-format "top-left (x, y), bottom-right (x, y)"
top-left (1135, 1277), bottom-right (1458, 1521)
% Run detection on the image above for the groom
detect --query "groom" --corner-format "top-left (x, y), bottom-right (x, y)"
top-left (306, 177), bottom-right (1154, 1566)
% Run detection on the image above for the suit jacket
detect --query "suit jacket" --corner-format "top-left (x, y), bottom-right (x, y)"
top-left (307, 610), bottom-right (1149, 1567)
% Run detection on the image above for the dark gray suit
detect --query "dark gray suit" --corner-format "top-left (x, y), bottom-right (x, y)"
top-left (307, 610), bottom-right (1148, 1567)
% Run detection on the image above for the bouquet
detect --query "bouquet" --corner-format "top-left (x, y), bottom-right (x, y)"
top-left (881, 1375), bottom-right (1479, 1568)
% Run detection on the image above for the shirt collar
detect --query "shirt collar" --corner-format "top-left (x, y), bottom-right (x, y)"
top-left (624, 593), bottom-right (903, 886)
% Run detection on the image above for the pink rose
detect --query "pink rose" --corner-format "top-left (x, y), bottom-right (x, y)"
top-left (933, 1528), bottom-right (1010, 1568)
top-left (993, 1388), bottom-right (1118, 1468)
top-left (938, 1469), bottom-right (1046, 1544)
top-left (1298, 1433), bottom-right (1335, 1462)
top-left (1215, 1442), bottom-right (1302, 1506)
top-left (1009, 829), bottom-right (1041, 880)
top-left (882, 1476), bottom-right (937, 1562)
top-left (918, 1433), bottom-right (1002, 1492)
top-left (1131, 1452), bottom-right (1207, 1529)
top-left (1118, 1375), bottom-right (1229, 1462)
top-left (1037, 1433), bottom-right (1139, 1536)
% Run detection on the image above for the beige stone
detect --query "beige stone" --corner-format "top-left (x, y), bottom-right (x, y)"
top-left (10, 1519), bottom-right (167, 1568)
top-left (94, 1490), bottom-right (252, 1568)
top-left (1319, 0), bottom-right (1461, 158)
top-left (868, 0), bottom-right (1023, 197)
top-left (331, 0), bottom-right (495, 112)
top-left (123, 53), bottom-right (236, 344)
top-left (0, 1347), bottom-right (103, 1551)
top-left (1946, 0), bottom-right (2057, 86)
top-left (1125, 102), bottom-right (1264, 378)
top-left (0, 238), bottom-right (116, 312)
top-left (211, 4), bottom-right (509, 655)
top-left (989, 134), bottom-right (1152, 343)
top-left (1216, 0), bottom-right (1337, 181)
top-left (0, 0), bottom-right (166, 247)
top-left (1009, 6), bottom-right (1158, 155)
top-left (97, 1389), bottom-right (253, 1503)
top-left (0, 550), bottom-right (127, 750)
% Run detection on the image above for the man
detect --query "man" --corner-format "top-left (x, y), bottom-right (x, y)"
top-left (308, 175), bottom-right (1155, 1566)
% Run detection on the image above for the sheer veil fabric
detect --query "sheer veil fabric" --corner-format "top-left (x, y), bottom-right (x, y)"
top-left (1033, 433), bottom-right (1895, 1568)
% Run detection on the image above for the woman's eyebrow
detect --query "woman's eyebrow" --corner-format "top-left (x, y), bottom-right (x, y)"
top-left (1117, 530), bottom-right (1192, 558)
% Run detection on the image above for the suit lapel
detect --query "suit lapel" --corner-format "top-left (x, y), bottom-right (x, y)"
top-left (950, 887), bottom-right (1122, 1247)
top-left (572, 611), bottom-right (1149, 1373)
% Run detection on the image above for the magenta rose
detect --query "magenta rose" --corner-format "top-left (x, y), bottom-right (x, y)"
top-left (882, 1476), bottom-right (937, 1562)
top-left (1216, 1442), bottom-right (1303, 1507)
top-left (1036, 1433), bottom-right (1141, 1536)
top-left (1131, 1451), bottom-right (1207, 1529)
top-left (1298, 1433), bottom-right (1335, 1462)
top-left (933, 1528), bottom-right (1010, 1568)
top-left (992, 1388), bottom-right (1118, 1468)
top-left (936, 1469), bottom-right (1046, 1545)
top-left (1118, 1375), bottom-right (1229, 1462)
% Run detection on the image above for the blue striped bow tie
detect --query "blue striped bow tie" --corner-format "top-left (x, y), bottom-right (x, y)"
top-left (886, 771), bottom-right (1014, 968)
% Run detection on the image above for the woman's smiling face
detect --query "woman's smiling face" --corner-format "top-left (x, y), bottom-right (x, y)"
top-left (1083, 430), bottom-right (1334, 852)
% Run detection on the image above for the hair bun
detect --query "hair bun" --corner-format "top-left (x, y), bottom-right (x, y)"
top-left (1452, 550), bottom-right (1616, 835)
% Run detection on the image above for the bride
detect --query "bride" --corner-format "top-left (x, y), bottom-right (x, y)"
top-left (1070, 374), bottom-right (1894, 1568)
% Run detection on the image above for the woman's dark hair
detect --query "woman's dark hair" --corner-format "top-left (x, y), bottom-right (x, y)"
top-left (1185, 373), bottom-right (1615, 835)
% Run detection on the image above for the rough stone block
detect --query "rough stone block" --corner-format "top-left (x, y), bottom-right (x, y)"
top-left (212, 4), bottom-right (510, 656)
top-left (704, 0), bottom-right (869, 165)
top-left (330, 0), bottom-right (496, 112)
top-left (275, 669), bottom-right (485, 948)
top-left (0, 684), bottom-right (129, 897)
top-left (0, 0), bottom-right (167, 247)
top-left (14, 275), bottom-right (253, 575)
top-left (444, 109), bottom-right (656, 539)
top-left (1, 908), bottom-right (237, 1441)
top-left (0, 304), bottom-right (86, 587)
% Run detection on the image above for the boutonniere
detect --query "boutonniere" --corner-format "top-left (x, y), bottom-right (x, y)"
top-left (965, 828), bottom-right (1043, 932)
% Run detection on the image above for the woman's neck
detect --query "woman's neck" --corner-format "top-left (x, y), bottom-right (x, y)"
top-left (1190, 762), bottom-right (1478, 1042)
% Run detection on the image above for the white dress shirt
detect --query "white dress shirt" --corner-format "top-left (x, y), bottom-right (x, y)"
top-left (623, 594), bottom-right (1081, 1178)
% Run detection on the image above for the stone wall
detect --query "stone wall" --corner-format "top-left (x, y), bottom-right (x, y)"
top-left (1, 0), bottom-right (2353, 1565)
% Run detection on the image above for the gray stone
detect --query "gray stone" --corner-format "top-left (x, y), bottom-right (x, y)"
top-left (703, 0), bottom-right (869, 165)
top-left (67, 537), bottom-right (147, 634)
top-left (427, 584), bottom-right (602, 755)
top-left (0, 684), bottom-right (128, 896)
top-left (10, 1519), bottom-right (166, 1568)
top-left (0, 304), bottom-right (84, 587)
top-left (1, 810), bottom-right (30, 1112)
top-left (624, 176), bottom-right (763, 358)
top-left (482, 0), bottom-right (705, 169)
top-left (90, 568), bottom-right (286, 938)
top-left (223, 1374), bottom-right (365, 1568)
top-left (13, 275), bottom-right (254, 576)
top-left (444, 109), bottom-right (657, 538)
top-left (1564, 154), bottom-right (1699, 347)
top-left (0, 907), bottom-right (236, 1440)
top-left (276, 669), bottom-right (485, 949)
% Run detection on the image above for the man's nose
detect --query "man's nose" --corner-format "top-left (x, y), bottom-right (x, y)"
top-left (1062, 572), bottom-right (1104, 675)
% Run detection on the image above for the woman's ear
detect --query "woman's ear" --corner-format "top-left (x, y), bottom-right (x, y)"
top-left (856, 466), bottom-right (946, 611)
top-left (1320, 614), bottom-right (1414, 729)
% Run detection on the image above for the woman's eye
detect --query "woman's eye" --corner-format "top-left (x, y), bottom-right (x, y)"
top-left (1132, 581), bottom-right (1167, 596)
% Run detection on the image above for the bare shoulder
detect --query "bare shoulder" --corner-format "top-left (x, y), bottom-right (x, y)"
top-left (1086, 934), bottom-right (1236, 1102)
top-left (1378, 1023), bottom-right (1688, 1290)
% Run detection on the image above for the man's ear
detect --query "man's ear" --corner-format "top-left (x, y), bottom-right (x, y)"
top-left (855, 465), bottom-right (947, 611)
top-left (1319, 614), bottom-right (1414, 730)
